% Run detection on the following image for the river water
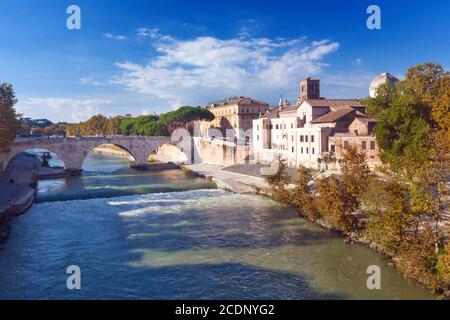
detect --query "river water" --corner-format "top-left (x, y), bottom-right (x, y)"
top-left (0, 154), bottom-right (434, 299)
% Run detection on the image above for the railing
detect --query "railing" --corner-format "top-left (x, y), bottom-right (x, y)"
top-left (13, 135), bottom-right (171, 143)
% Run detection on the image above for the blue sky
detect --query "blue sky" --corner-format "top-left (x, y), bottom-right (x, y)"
top-left (0, 0), bottom-right (449, 123)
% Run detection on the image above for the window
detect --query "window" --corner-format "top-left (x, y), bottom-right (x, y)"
top-left (291, 123), bottom-right (294, 129)
top-left (370, 141), bottom-right (376, 150)
top-left (312, 148), bottom-right (315, 154)
top-left (330, 145), bottom-right (335, 152)
top-left (276, 125), bottom-right (279, 129)
top-left (300, 135), bottom-right (304, 142)
top-left (311, 135), bottom-right (315, 143)
top-left (306, 148), bottom-right (309, 154)
top-left (292, 147), bottom-right (295, 153)
top-left (257, 125), bottom-right (259, 131)
top-left (361, 141), bottom-right (367, 150)
top-left (257, 135), bottom-right (259, 141)
top-left (270, 124), bottom-right (273, 129)
top-left (291, 135), bottom-right (294, 142)
top-left (284, 124), bottom-right (287, 129)
top-left (301, 147), bottom-right (303, 154)
top-left (305, 135), bottom-right (308, 143)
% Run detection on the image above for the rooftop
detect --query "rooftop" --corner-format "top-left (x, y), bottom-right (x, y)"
top-left (209, 96), bottom-right (269, 108)
top-left (311, 108), bottom-right (356, 124)
top-left (304, 99), bottom-right (365, 110)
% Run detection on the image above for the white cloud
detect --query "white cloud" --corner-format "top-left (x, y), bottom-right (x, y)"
top-left (352, 58), bottom-right (363, 66)
top-left (17, 98), bottom-right (112, 122)
top-left (136, 28), bottom-right (161, 39)
top-left (104, 33), bottom-right (127, 41)
top-left (79, 77), bottom-right (104, 86)
top-left (111, 32), bottom-right (340, 107)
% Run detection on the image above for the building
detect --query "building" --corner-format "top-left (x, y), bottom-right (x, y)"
top-left (328, 116), bottom-right (381, 167)
top-left (200, 96), bottom-right (269, 139)
top-left (253, 77), bottom-right (382, 169)
top-left (21, 118), bottom-right (53, 128)
top-left (369, 72), bottom-right (399, 98)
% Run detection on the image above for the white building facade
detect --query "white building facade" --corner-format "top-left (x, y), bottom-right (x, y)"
top-left (253, 78), bottom-right (367, 169)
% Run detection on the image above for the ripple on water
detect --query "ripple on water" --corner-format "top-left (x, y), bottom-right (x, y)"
top-left (0, 188), bottom-right (435, 300)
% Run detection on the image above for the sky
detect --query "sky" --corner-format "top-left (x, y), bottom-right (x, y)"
top-left (0, 0), bottom-right (449, 123)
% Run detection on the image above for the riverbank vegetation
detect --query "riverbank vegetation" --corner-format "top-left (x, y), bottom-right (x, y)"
top-left (0, 83), bottom-right (21, 151)
top-left (266, 63), bottom-right (450, 296)
top-left (66, 106), bottom-right (214, 136)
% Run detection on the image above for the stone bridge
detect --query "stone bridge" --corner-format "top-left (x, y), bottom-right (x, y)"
top-left (0, 136), bottom-right (174, 172)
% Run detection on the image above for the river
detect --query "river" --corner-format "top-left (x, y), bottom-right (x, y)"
top-left (0, 154), bottom-right (434, 299)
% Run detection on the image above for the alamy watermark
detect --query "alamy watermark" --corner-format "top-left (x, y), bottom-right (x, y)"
top-left (367, 5), bottom-right (381, 30)
top-left (66, 5), bottom-right (81, 30)
top-left (66, 265), bottom-right (81, 290)
top-left (366, 265), bottom-right (381, 290)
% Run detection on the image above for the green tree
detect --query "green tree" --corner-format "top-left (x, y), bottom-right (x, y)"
top-left (374, 95), bottom-right (431, 173)
top-left (363, 82), bottom-right (398, 117)
top-left (0, 83), bottom-right (21, 152)
top-left (160, 106), bottom-right (215, 134)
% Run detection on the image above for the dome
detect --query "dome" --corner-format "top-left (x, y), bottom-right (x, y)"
top-left (369, 72), bottom-right (399, 98)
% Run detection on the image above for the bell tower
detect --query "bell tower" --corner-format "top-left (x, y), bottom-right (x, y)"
top-left (299, 77), bottom-right (320, 101)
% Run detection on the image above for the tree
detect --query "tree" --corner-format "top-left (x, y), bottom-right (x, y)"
top-left (160, 106), bottom-right (214, 126)
top-left (105, 116), bottom-right (123, 135)
top-left (400, 62), bottom-right (448, 111)
top-left (0, 83), bottom-right (21, 152)
top-left (372, 63), bottom-right (450, 176)
top-left (44, 124), bottom-right (66, 136)
top-left (264, 157), bottom-right (291, 203)
top-left (363, 82), bottom-right (399, 117)
top-left (84, 115), bottom-right (108, 135)
top-left (315, 175), bottom-right (356, 232)
top-left (315, 146), bottom-right (370, 232)
top-left (288, 166), bottom-right (318, 220)
top-left (341, 145), bottom-right (370, 198)
top-left (437, 243), bottom-right (450, 287)
top-left (363, 177), bottom-right (410, 253)
top-left (374, 95), bottom-right (431, 173)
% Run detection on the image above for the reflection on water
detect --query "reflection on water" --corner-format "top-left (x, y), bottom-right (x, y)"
top-left (0, 154), bottom-right (435, 300)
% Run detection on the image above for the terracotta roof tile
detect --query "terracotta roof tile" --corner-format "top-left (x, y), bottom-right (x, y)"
top-left (311, 108), bottom-right (355, 123)
top-left (210, 97), bottom-right (269, 108)
top-left (305, 99), bottom-right (364, 110)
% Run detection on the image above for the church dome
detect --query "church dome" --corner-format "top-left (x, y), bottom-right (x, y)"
top-left (369, 72), bottom-right (399, 98)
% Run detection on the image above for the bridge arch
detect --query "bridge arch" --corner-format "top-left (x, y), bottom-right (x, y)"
top-left (1, 146), bottom-right (68, 172)
top-left (79, 143), bottom-right (138, 169)
top-left (0, 136), bottom-right (183, 173)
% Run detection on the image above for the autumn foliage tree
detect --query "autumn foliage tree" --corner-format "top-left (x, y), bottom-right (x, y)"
top-left (0, 83), bottom-right (21, 152)
top-left (315, 146), bottom-right (369, 232)
top-left (264, 157), bottom-right (291, 203)
top-left (288, 166), bottom-right (317, 220)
